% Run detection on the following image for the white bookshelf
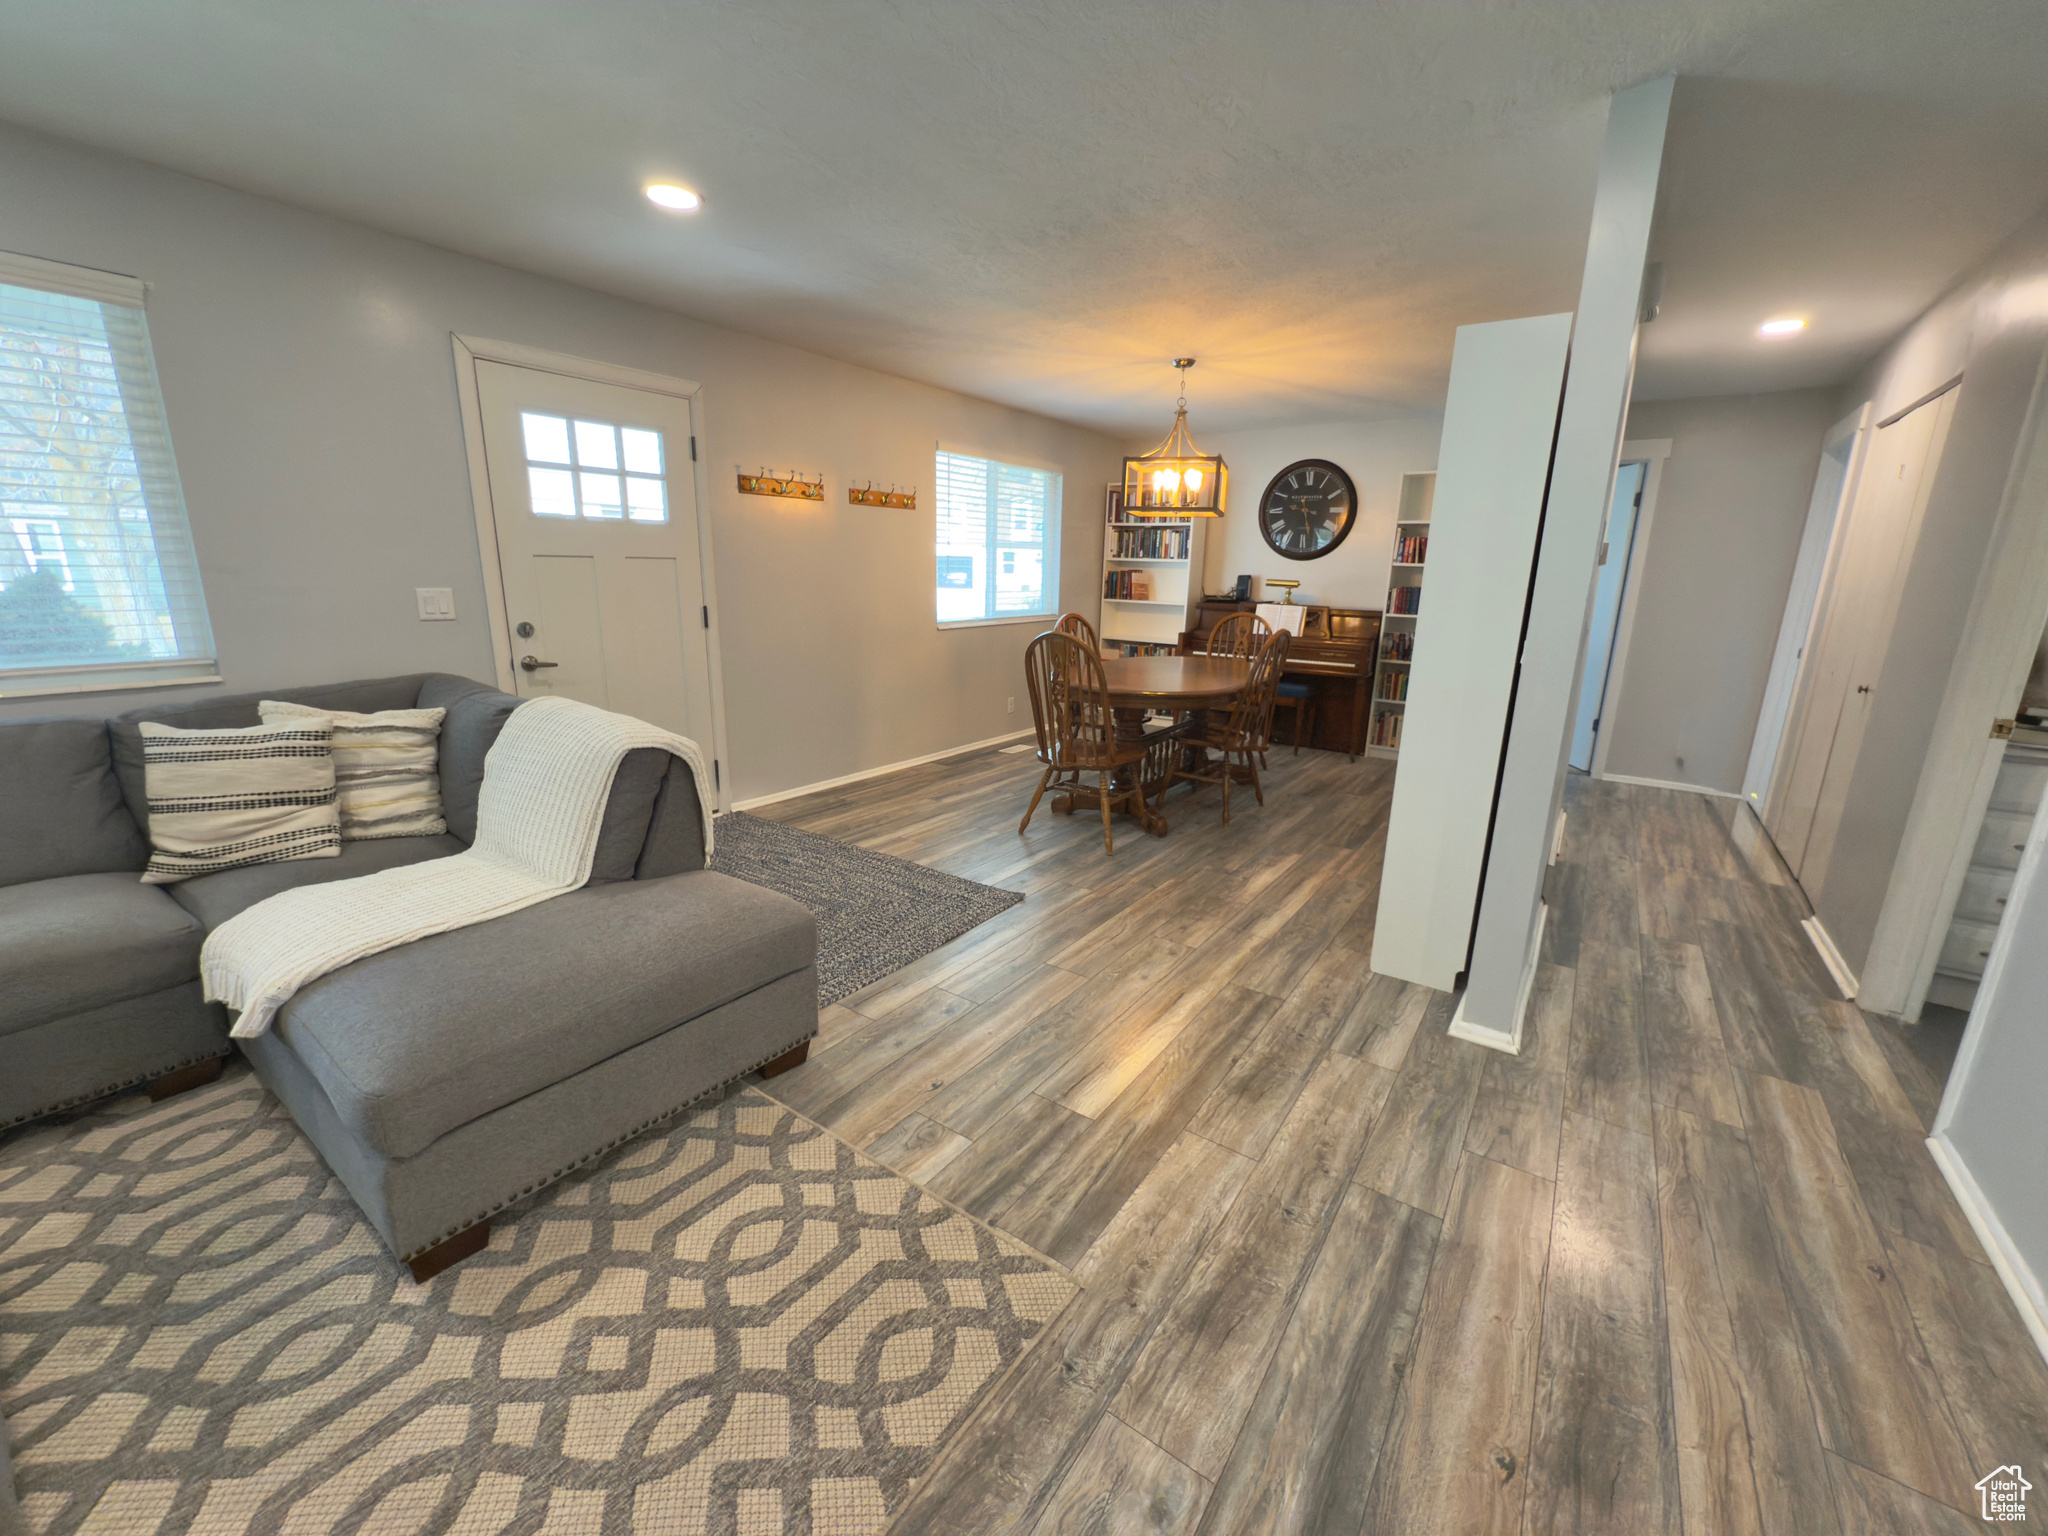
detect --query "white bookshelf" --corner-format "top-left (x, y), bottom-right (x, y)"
top-left (1100, 484), bottom-right (1206, 655)
top-left (1369, 471), bottom-right (1435, 756)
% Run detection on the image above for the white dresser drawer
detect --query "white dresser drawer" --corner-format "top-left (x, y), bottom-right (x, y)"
top-left (1955, 865), bottom-right (2017, 924)
top-left (1972, 810), bottom-right (2035, 871)
top-left (1938, 917), bottom-right (2003, 979)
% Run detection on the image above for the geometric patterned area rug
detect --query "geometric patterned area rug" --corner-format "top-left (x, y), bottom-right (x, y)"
top-left (0, 1066), bottom-right (1074, 1534)
top-left (709, 813), bottom-right (1024, 1007)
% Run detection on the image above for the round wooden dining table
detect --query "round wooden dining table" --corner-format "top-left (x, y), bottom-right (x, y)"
top-left (1055, 654), bottom-right (1251, 835)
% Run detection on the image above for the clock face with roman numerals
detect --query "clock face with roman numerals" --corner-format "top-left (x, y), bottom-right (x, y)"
top-left (1258, 460), bottom-right (1358, 561)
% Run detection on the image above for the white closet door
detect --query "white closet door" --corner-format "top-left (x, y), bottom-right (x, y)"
top-left (1768, 386), bottom-right (1956, 889)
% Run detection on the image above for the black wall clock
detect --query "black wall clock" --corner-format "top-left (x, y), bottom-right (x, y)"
top-left (1258, 459), bottom-right (1358, 561)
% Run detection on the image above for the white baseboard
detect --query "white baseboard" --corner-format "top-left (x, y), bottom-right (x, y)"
top-left (1801, 915), bottom-right (1860, 1000)
top-left (1927, 1131), bottom-right (2048, 1370)
top-left (730, 728), bottom-right (1035, 812)
top-left (1449, 903), bottom-right (1547, 1055)
top-left (1597, 771), bottom-right (1740, 799)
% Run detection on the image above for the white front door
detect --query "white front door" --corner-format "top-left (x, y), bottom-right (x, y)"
top-left (472, 360), bottom-right (719, 766)
top-left (1568, 460), bottom-right (1645, 772)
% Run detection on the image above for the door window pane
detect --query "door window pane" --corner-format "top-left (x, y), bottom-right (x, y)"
top-left (574, 420), bottom-right (619, 470)
top-left (521, 412), bottom-right (572, 464)
top-left (579, 472), bottom-right (624, 519)
top-left (621, 428), bottom-right (663, 475)
top-left (519, 410), bottom-right (669, 524)
top-left (626, 477), bottom-right (667, 522)
top-left (528, 467), bottom-right (576, 518)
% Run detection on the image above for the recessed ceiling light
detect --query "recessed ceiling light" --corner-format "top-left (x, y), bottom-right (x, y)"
top-left (1759, 317), bottom-right (1807, 336)
top-left (645, 183), bottom-right (701, 212)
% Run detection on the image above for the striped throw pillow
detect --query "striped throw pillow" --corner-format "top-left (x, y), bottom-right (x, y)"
top-left (259, 700), bottom-right (448, 840)
top-left (138, 719), bottom-right (341, 884)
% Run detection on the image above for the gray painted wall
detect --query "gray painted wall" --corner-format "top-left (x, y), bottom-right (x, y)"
top-left (0, 122), bottom-right (1119, 802)
top-left (1191, 416), bottom-right (1443, 612)
top-left (1603, 389), bottom-right (1836, 793)
top-left (1815, 204), bottom-right (2048, 975)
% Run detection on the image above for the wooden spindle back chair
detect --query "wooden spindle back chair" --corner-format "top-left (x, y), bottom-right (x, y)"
top-left (1205, 611), bottom-right (1270, 659)
top-left (1053, 611), bottom-right (1100, 652)
top-left (1163, 629), bottom-right (1291, 825)
top-left (1018, 630), bottom-right (1152, 853)
top-left (1192, 610), bottom-right (1272, 736)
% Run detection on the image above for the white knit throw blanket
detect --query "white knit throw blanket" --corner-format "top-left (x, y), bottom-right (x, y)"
top-left (204, 695), bottom-right (716, 1039)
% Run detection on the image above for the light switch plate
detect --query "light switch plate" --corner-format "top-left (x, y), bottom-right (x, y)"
top-left (416, 587), bottom-right (456, 621)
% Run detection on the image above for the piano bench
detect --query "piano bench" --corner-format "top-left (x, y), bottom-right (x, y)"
top-left (1273, 680), bottom-right (1315, 755)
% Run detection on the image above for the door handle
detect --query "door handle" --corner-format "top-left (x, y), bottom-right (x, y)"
top-left (520, 655), bottom-right (560, 672)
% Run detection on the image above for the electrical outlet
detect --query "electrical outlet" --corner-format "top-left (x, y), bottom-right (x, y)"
top-left (415, 587), bottom-right (456, 621)
top-left (1007, 696), bottom-right (1015, 715)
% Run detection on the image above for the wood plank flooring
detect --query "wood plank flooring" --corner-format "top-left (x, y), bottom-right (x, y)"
top-left (749, 749), bottom-right (2047, 1533)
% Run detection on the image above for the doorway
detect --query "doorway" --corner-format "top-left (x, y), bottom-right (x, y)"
top-left (453, 338), bottom-right (728, 803)
top-left (1764, 382), bottom-right (1958, 893)
top-left (1741, 405), bottom-right (1870, 809)
top-left (1569, 459), bottom-right (1647, 772)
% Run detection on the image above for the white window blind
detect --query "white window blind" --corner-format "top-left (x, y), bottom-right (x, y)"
top-left (0, 251), bottom-right (215, 696)
top-left (935, 450), bottom-right (1060, 624)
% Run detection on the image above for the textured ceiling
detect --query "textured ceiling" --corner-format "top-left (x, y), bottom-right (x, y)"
top-left (1, 1), bottom-right (2046, 431)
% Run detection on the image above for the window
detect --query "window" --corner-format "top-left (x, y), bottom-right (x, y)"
top-left (0, 251), bottom-right (215, 695)
top-left (10, 519), bottom-right (72, 589)
top-left (934, 450), bottom-right (1061, 624)
top-left (519, 411), bottom-right (666, 522)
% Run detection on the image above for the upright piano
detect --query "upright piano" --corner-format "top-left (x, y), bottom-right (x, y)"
top-left (1179, 600), bottom-right (1382, 759)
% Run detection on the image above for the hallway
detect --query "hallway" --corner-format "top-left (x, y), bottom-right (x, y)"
top-left (757, 751), bottom-right (2045, 1532)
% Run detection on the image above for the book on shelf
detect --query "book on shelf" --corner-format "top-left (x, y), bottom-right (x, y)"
top-left (1381, 629), bottom-right (1414, 662)
top-left (1377, 671), bottom-right (1409, 702)
top-left (1103, 569), bottom-right (1155, 601)
top-left (1116, 641), bottom-right (1178, 658)
top-left (1389, 585), bottom-right (1422, 615)
top-left (1393, 532), bottom-right (1429, 564)
top-left (1107, 525), bottom-right (1191, 560)
top-left (1370, 710), bottom-right (1405, 748)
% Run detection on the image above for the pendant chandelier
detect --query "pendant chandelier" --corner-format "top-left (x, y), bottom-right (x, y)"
top-left (1122, 358), bottom-right (1226, 518)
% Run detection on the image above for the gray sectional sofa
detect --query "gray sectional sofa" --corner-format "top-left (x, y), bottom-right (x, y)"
top-left (1, 672), bottom-right (818, 1278)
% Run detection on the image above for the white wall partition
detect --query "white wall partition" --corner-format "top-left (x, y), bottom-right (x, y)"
top-left (1369, 313), bottom-right (1572, 992)
top-left (1458, 76), bottom-right (1673, 1050)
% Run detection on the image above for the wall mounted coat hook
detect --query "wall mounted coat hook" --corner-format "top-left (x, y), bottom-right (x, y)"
top-left (737, 465), bottom-right (825, 501)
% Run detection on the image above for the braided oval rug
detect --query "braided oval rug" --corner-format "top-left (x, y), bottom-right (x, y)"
top-left (707, 814), bottom-right (1024, 1008)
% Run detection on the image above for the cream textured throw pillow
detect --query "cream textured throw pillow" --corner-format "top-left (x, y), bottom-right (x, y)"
top-left (259, 700), bottom-right (448, 840)
top-left (139, 718), bottom-right (341, 883)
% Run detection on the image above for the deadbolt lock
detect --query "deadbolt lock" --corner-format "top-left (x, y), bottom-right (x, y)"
top-left (516, 621), bottom-right (535, 638)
